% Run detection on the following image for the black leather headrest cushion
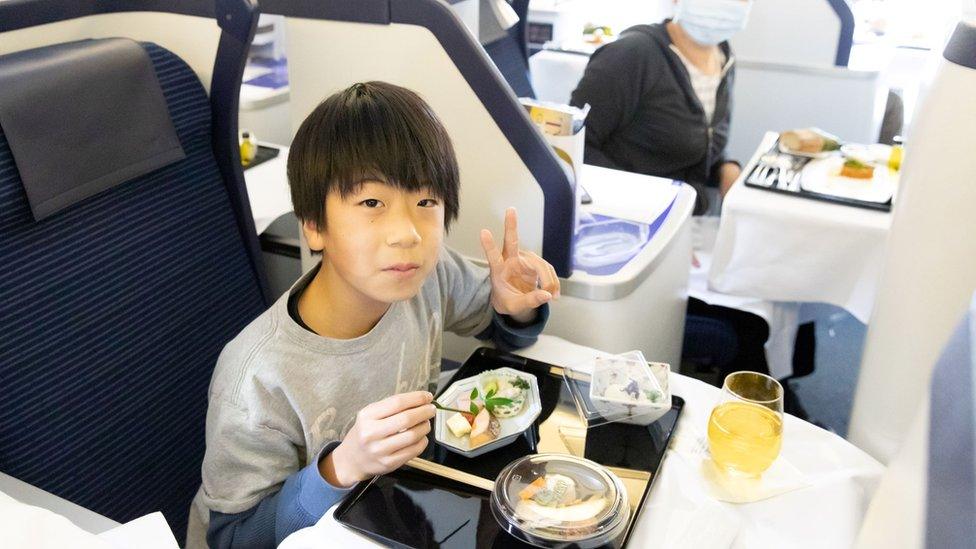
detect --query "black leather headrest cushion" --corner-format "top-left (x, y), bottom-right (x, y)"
top-left (0, 38), bottom-right (186, 220)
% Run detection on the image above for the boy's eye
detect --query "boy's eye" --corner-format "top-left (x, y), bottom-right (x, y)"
top-left (418, 198), bottom-right (439, 208)
top-left (360, 199), bottom-right (382, 208)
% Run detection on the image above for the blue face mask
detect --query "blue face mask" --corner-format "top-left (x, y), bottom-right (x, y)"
top-left (674, 0), bottom-right (753, 46)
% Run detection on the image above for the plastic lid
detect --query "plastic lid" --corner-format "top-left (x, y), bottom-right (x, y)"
top-left (564, 350), bottom-right (669, 428)
top-left (491, 454), bottom-right (629, 548)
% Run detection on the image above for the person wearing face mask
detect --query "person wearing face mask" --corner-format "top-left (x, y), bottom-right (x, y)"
top-left (570, 0), bottom-right (753, 213)
top-left (571, 1), bottom-right (817, 411)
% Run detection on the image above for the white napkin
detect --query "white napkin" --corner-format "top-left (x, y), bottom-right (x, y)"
top-left (98, 512), bottom-right (179, 549)
top-left (0, 491), bottom-right (111, 549)
top-left (0, 490), bottom-right (177, 549)
top-left (700, 456), bottom-right (810, 504)
top-left (671, 426), bottom-right (811, 504)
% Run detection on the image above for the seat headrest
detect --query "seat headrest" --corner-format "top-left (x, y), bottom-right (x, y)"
top-left (0, 38), bottom-right (186, 221)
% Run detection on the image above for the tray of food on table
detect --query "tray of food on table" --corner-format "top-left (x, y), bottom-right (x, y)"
top-left (745, 128), bottom-right (901, 212)
top-left (334, 347), bottom-right (685, 549)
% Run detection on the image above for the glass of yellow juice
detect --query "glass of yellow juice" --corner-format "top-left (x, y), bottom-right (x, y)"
top-left (707, 371), bottom-right (784, 477)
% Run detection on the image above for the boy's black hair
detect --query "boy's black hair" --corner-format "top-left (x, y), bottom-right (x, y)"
top-left (288, 81), bottom-right (460, 230)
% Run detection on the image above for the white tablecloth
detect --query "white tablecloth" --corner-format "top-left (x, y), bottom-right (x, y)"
top-left (691, 216), bottom-right (801, 379)
top-left (280, 336), bottom-right (884, 549)
top-left (709, 132), bottom-right (892, 324)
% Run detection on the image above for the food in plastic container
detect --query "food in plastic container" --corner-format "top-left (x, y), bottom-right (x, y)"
top-left (589, 354), bottom-right (668, 426)
top-left (492, 454), bottom-right (629, 548)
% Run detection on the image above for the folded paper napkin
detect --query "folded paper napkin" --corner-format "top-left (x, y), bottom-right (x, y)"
top-left (700, 456), bottom-right (810, 504)
top-left (671, 427), bottom-right (811, 504)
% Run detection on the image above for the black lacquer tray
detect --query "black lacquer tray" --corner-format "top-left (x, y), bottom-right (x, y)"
top-left (334, 347), bottom-right (684, 548)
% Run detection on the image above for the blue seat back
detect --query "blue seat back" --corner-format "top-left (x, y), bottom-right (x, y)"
top-left (926, 295), bottom-right (976, 547)
top-left (483, 0), bottom-right (535, 98)
top-left (0, 41), bottom-right (267, 542)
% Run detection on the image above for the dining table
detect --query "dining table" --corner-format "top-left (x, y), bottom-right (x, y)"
top-left (709, 131), bottom-right (893, 326)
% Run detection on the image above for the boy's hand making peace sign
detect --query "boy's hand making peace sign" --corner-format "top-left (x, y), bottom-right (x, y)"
top-left (480, 208), bottom-right (561, 324)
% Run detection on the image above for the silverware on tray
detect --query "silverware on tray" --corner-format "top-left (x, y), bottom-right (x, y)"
top-left (749, 152), bottom-right (812, 191)
top-left (745, 141), bottom-right (892, 211)
top-left (781, 156), bottom-right (812, 191)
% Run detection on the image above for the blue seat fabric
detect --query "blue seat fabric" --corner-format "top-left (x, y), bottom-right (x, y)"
top-left (0, 42), bottom-right (266, 543)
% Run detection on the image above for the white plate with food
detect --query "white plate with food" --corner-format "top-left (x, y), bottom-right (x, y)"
top-left (778, 128), bottom-right (842, 159)
top-left (800, 156), bottom-right (898, 204)
top-left (433, 368), bottom-right (541, 458)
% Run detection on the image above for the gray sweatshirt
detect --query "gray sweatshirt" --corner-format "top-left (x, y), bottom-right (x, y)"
top-left (187, 247), bottom-right (547, 547)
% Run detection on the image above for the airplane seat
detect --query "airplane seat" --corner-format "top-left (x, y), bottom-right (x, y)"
top-left (733, 0), bottom-right (905, 149)
top-left (483, 0), bottom-right (535, 98)
top-left (725, 0), bottom-right (887, 162)
top-left (849, 20), bottom-right (976, 464)
top-left (528, 47), bottom-right (589, 104)
top-left (0, 2), bottom-right (268, 543)
top-left (855, 292), bottom-right (976, 548)
top-left (484, 32), bottom-right (535, 98)
top-left (730, 0), bottom-right (854, 68)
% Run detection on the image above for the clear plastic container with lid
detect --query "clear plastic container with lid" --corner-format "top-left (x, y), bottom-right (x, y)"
top-left (491, 454), bottom-right (630, 548)
top-left (563, 350), bottom-right (672, 428)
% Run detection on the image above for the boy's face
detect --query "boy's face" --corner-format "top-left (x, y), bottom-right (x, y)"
top-left (304, 181), bottom-right (445, 306)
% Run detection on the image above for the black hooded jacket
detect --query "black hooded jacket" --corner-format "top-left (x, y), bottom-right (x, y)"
top-left (570, 22), bottom-right (735, 212)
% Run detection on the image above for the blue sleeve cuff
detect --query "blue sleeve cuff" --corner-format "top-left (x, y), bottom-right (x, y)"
top-left (477, 303), bottom-right (549, 350)
top-left (209, 444), bottom-right (357, 547)
top-left (295, 441), bottom-right (355, 518)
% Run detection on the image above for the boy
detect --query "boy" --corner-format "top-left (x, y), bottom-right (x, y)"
top-left (187, 81), bottom-right (560, 548)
